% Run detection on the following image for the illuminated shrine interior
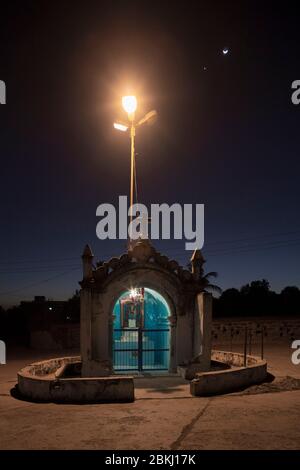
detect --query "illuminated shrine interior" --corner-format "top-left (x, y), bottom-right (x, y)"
top-left (113, 288), bottom-right (171, 372)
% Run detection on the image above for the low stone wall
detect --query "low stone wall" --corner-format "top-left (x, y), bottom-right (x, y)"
top-left (29, 317), bottom-right (300, 352)
top-left (212, 317), bottom-right (300, 345)
top-left (26, 356), bottom-right (81, 376)
top-left (17, 357), bottom-right (134, 403)
top-left (190, 350), bottom-right (267, 396)
top-left (211, 350), bottom-right (262, 367)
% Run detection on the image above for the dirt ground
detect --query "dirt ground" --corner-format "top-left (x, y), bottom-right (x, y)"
top-left (0, 343), bottom-right (300, 450)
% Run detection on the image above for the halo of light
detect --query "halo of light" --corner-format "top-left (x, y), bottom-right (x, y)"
top-left (122, 95), bottom-right (137, 114)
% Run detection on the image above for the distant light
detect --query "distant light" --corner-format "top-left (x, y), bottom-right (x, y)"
top-left (223, 48), bottom-right (229, 55)
top-left (49, 307), bottom-right (52, 311)
top-left (122, 95), bottom-right (137, 114)
top-left (130, 288), bottom-right (138, 299)
top-left (114, 122), bottom-right (128, 132)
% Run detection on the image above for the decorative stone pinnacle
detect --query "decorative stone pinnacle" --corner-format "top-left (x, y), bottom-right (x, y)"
top-left (82, 244), bottom-right (94, 259)
top-left (190, 249), bottom-right (205, 263)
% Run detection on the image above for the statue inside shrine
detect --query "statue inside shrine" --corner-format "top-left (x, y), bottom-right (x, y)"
top-left (120, 288), bottom-right (144, 329)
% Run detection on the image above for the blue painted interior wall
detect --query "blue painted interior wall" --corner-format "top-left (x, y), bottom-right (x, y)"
top-left (113, 288), bottom-right (170, 369)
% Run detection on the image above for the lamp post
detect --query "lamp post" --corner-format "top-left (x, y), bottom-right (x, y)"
top-left (114, 96), bottom-right (157, 241)
top-left (122, 96), bottom-right (137, 232)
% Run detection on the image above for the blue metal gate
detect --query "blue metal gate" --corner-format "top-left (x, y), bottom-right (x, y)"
top-left (113, 328), bottom-right (170, 371)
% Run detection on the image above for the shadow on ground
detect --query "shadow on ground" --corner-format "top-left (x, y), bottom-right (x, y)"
top-left (237, 374), bottom-right (300, 395)
top-left (9, 384), bottom-right (133, 405)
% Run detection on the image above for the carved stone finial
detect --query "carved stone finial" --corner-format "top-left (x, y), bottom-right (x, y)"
top-left (82, 244), bottom-right (93, 259)
top-left (190, 249), bottom-right (205, 279)
top-left (190, 249), bottom-right (205, 263)
top-left (82, 244), bottom-right (94, 280)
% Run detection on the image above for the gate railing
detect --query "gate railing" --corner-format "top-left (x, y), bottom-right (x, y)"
top-left (113, 328), bottom-right (170, 371)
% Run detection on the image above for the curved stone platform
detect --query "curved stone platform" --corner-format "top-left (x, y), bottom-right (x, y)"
top-left (17, 350), bottom-right (268, 401)
top-left (190, 350), bottom-right (268, 396)
top-left (17, 356), bottom-right (134, 403)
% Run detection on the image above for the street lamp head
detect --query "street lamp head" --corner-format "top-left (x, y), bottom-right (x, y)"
top-left (113, 122), bottom-right (128, 132)
top-left (137, 110), bottom-right (157, 127)
top-left (122, 95), bottom-right (137, 115)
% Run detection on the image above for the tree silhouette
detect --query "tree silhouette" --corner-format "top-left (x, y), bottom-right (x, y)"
top-left (198, 271), bottom-right (222, 294)
top-left (214, 279), bottom-right (300, 318)
top-left (280, 286), bottom-right (300, 315)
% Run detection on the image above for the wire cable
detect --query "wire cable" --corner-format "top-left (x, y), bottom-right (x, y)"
top-left (0, 267), bottom-right (80, 296)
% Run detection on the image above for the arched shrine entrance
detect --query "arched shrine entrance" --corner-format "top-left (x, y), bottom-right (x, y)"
top-left (113, 288), bottom-right (171, 372)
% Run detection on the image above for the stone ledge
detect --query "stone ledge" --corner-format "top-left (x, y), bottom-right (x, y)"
top-left (17, 357), bottom-right (134, 403)
top-left (190, 350), bottom-right (268, 396)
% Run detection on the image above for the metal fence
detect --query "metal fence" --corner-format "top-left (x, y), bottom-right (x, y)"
top-left (113, 328), bottom-right (170, 371)
top-left (212, 324), bottom-right (267, 365)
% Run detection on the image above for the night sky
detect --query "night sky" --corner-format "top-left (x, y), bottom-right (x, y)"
top-left (0, 1), bottom-right (299, 306)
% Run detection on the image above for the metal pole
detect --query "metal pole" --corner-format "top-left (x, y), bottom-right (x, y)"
top-left (130, 124), bottom-right (135, 232)
top-left (244, 326), bottom-right (248, 367)
top-left (138, 328), bottom-right (143, 372)
top-left (261, 326), bottom-right (264, 359)
top-left (129, 122), bottom-right (135, 241)
top-left (249, 328), bottom-right (252, 355)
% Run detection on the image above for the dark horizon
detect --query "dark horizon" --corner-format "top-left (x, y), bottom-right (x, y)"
top-left (1, 0), bottom-right (300, 307)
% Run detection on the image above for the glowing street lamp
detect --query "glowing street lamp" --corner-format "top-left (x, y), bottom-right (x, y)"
top-left (113, 96), bottom-right (157, 241)
top-left (122, 95), bottom-right (137, 116)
